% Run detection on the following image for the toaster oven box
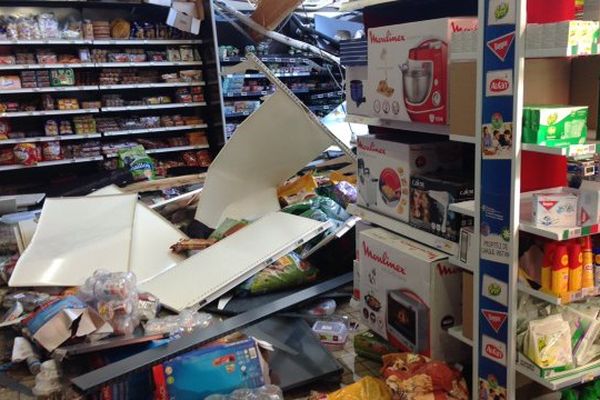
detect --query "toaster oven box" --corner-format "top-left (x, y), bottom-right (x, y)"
top-left (358, 227), bottom-right (464, 361)
top-left (409, 172), bottom-right (475, 242)
top-left (366, 17), bottom-right (478, 125)
top-left (356, 134), bottom-right (463, 223)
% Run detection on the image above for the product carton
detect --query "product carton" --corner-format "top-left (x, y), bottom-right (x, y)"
top-left (358, 227), bottom-right (463, 361)
top-left (357, 134), bottom-right (463, 223)
top-left (367, 17), bottom-right (478, 125)
top-left (523, 105), bottom-right (588, 147)
top-left (462, 271), bottom-right (473, 341)
top-left (531, 191), bottom-right (578, 227)
top-left (346, 65), bottom-right (369, 116)
top-left (409, 172), bottom-right (475, 242)
top-left (578, 180), bottom-right (600, 226)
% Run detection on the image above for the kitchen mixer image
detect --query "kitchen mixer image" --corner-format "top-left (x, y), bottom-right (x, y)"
top-left (399, 39), bottom-right (448, 124)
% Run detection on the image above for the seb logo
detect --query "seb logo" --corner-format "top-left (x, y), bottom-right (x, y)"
top-left (486, 70), bottom-right (513, 97)
top-left (482, 335), bottom-right (507, 366)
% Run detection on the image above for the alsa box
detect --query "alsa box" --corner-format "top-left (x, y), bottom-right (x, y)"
top-left (409, 173), bottom-right (474, 242)
top-left (358, 227), bottom-right (463, 361)
top-left (161, 338), bottom-right (267, 399)
top-left (357, 134), bottom-right (463, 223)
top-left (367, 17), bottom-right (478, 125)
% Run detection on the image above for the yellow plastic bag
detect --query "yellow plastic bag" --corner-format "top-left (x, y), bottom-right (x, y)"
top-left (327, 376), bottom-right (392, 400)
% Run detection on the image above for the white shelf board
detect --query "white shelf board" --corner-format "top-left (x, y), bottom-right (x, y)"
top-left (0, 63), bottom-right (96, 70)
top-left (450, 52), bottom-right (477, 62)
top-left (101, 102), bottom-right (206, 112)
top-left (448, 256), bottom-right (474, 272)
top-left (92, 39), bottom-right (202, 45)
top-left (450, 134), bottom-right (477, 144)
top-left (339, 0), bottom-right (396, 11)
top-left (0, 156), bottom-right (103, 171)
top-left (525, 48), bottom-right (600, 58)
top-left (0, 133), bottom-right (101, 145)
top-left (347, 204), bottom-right (458, 256)
top-left (345, 114), bottom-right (451, 136)
top-left (517, 281), bottom-right (599, 305)
top-left (0, 39), bottom-right (93, 45)
top-left (516, 358), bottom-right (600, 391)
top-left (0, 85), bottom-right (98, 94)
top-left (517, 282), bottom-right (561, 305)
top-left (449, 200), bottom-right (475, 217)
top-left (301, 216), bottom-right (360, 259)
top-left (447, 325), bottom-right (473, 347)
top-left (95, 61), bottom-right (202, 67)
top-left (102, 124), bottom-right (207, 137)
top-left (98, 81), bottom-right (205, 90)
top-left (144, 144), bottom-right (209, 154)
top-left (0, 108), bottom-right (99, 118)
top-left (522, 142), bottom-right (598, 157)
top-left (519, 220), bottom-right (600, 241)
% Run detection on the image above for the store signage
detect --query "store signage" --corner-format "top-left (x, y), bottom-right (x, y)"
top-left (486, 32), bottom-right (515, 62)
top-left (488, 0), bottom-right (516, 25)
top-left (486, 70), bottom-right (513, 96)
top-left (482, 335), bottom-right (507, 366)
top-left (482, 274), bottom-right (508, 306)
top-left (482, 309), bottom-right (507, 333)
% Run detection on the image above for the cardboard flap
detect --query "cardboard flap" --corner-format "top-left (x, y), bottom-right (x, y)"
top-left (9, 195), bottom-right (137, 287)
top-left (195, 90), bottom-right (334, 228)
top-left (139, 212), bottom-right (330, 311)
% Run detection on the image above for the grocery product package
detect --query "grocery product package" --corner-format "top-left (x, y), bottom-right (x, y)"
top-left (326, 376), bottom-right (392, 400)
top-left (563, 306), bottom-right (600, 366)
top-left (522, 105), bottom-right (588, 146)
top-left (117, 145), bottom-right (156, 180)
top-left (524, 314), bottom-right (573, 369)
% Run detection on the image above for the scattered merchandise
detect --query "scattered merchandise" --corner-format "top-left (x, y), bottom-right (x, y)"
top-left (117, 145), bottom-right (155, 180)
top-left (312, 320), bottom-right (348, 351)
top-left (353, 330), bottom-right (398, 361)
top-left (144, 309), bottom-right (214, 336)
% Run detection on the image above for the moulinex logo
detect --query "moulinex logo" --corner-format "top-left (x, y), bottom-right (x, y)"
top-left (358, 140), bottom-right (386, 155)
top-left (437, 264), bottom-right (460, 276)
top-left (362, 242), bottom-right (407, 275)
top-left (450, 21), bottom-right (478, 33)
top-left (369, 30), bottom-right (406, 44)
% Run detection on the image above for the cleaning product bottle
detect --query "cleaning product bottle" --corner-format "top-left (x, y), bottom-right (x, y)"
top-left (594, 247), bottom-right (600, 288)
top-left (541, 242), bottom-right (556, 291)
top-left (552, 244), bottom-right (570, 296)
top-left (568, 242), bottom-right (583, 292)
top-left (582, 237), bottom-right (594, 289)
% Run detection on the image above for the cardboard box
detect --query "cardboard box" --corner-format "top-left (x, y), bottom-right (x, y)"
top-left (367, 17), bottom-right (478, 125)
top-left (462, 271), bottom-right (473, 340)
top-left (523, 105), bottom-right (588, 146)
top-left (532, 191), bottom-right (578, 227)
top-left (358, 227), bottom-right (462, 361)
top-left (346, 66), bottom-right (369, 116)
top-left (357, 134), bottom-right (463, 223)
top-left (167, 8), bottom-right (201, 35)
top-left (459, 225), bottom-right (476, 265)
top-left (449, 61), bottom-right (476, 137)
top-left (409, 172), bottom-right (474, 242)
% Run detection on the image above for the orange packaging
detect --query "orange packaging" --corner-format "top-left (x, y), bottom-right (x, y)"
top-left (568, 242), bottom-right (583, 292)
top-left (186, 131), bottom-right (208, 145)
top-left (552, 244), bottom-right (569, 295)
top-left (581, 236), bottom-right (594, 289)
top-left (541, 242), bottom-right (556, 291)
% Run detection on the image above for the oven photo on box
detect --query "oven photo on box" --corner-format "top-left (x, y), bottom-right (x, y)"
top-left (387, 289), bottom-right (429, 354)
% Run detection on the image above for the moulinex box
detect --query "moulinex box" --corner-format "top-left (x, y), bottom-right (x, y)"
top-left (367, 17), bottom-right (478, 124)
top-left (357, 134), bottom-right (463, 223)
top-left (358, 227), bottom-right (463, 361)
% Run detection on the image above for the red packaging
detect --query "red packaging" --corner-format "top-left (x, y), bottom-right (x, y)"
top-left (527, 0), bottom-right (575, 23)
top-left (196, 150), bottom-right (212, 167)
top-left (182, 151), bottom-right (198, 166)
top-left (0, 119), bottom-right (10, 135)
top-left (13, 143), bottom-right (39, 165)
top-left (42, 141), bottom-right (63, 161)
top-left (0, 148), bottom-right (15, 165)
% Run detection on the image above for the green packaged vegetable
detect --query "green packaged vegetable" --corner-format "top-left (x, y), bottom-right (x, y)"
top-left (117, 145), bottom-right (155, 180)
top-left (236, 251), bottom-right (318, 296)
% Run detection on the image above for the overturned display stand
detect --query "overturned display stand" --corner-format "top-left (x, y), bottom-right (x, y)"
top-left (61, 52), bottom-right (355, 393)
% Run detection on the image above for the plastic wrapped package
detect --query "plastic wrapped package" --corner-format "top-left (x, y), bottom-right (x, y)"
top-left (204, 385), bottom-right (283, 400)
top-left (32, 360), bottom-right (61, 398)
top-left (37, 13), bottom-right (60, 39)
top-left (13, 143), bottom-right (39, 165)
top-left (144, 309), bottom-right (214, 336)
top-left (562, 307), bottom-right (600, 366)
top-left (325, 377), bottom-right (392, 400)
top-left (525, 314), bottom-right (573, 369)
top-left (17, 16), bottom-right (42, 40)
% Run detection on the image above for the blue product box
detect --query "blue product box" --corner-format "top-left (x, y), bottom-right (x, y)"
top-left (162, 339), bottom-right (265, 399)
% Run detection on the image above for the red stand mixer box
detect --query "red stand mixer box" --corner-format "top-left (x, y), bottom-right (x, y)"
top-left (358, 227), bottom-right (464, 361)
top-left (356, 134), bottom-right (463, 223)
top-left (366, 17), bottom-right (478, 124)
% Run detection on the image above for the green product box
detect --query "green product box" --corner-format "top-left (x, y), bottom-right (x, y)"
top-left (353, 331), bottom-right (397, 361)
top-left (522, 105), bottom-right (588, 147)
top-left (50, 69), bottom-right (75, 87)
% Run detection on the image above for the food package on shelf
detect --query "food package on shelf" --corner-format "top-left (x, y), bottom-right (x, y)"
top-left (117, 144), bottom-right (155, 180)
top-left (524, 314), bottom-right (573, 369)
top-left (562, 306), bottom-right (600, 366)
top-left (0, 75), bottom-right (21, 90)
top-left (523, 105), bottom-right (588, 147)
top-left (42, 141), bottom-right (62, 161)
top-left (532, 191), bottom-right (578, 227)
top-left (13, 143), bottom-right (40, 165)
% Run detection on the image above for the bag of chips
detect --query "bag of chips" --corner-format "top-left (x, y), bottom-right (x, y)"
top-left (13, 143), bottom-right (39, 165)
top-left (117, 145), bottom-right (155, 180)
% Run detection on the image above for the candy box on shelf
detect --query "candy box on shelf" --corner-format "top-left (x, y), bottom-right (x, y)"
top-left (356, 134), bottom-right (463, 223)
top-left (522, 105), bottom-right (588, 146)
top-left (409, 172), bottom-right (475, 242)
top-left (366, 17), bottom-right (478, 125)
top-left (358, 227), bottom-right (463, 361)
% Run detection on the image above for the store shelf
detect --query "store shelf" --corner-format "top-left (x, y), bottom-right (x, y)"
top-left (345, 114), bottom-right (451, 137)
top-left (519, 220), bottom-right (600, 241)
top-left (220, 55), bottom-right (308, 63)
top-left (309, 104), bottom-right (337, 113)
top-left (517, 281), bottom-right (600, 305)
top-left (102, 124), bottom-right (207, 137)
top-left (0, 156), bottom-right (103, 171)
top-left (222, 72), bottom-right (311, 78)
top-left (301, 216), bottom-right (360, 259)
top-left (0, 108), bottom-right (99, 117)
top-left (525, 48), bottom-right (600, 59)
top-left (224, 111), bottom-right (253, 118)
top-left (516, 357), bottom-right (600, 391)
top-left (0, 85), bottom-right (98, 94)
top-left (0, 63), bottom-right (96, 70)
top-left (98, 82), bottom-right (205, 90)
top-left (92, 39), bottom-right (202, 45)
top-left (101, 102), bottom-right (206, 112)
top-left (310, 90), bottom-right (344, 100)
top-left (145, 144), bottom-right (209, 154)
top-left (95, 61), bottom-right (203, 67)
top-left (522, 142), bottom-right (598, 157)
top-left (223, 88), bottom-right (311, 98)
top-left (347, 204), bottom-right (458, 256)
top-left (448, 256), bottom-right (474, 272)
top-left (450, 134), bottom-right (477, 144)
top-left (447, 325), bottom-right (473, 347)
top-left (449, 52), bottom-right (477, 62)
top-left (0, 39), bottom-right (93, 45)
top-left (449, 200), bottom-right (476, 217)
top-left (0, 133), bottom-right (101, 145)
top-left (339, 0), bottom-right (396, 11)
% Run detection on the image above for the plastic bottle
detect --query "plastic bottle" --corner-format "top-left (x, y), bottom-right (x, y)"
top-left (568, 243), bottom-right (583, 292)
top-left (552, 244), bottom-right (570, 295)
top-left (541, 242), bottom-right (556, 291)
top-left (581, 237), bottom-right (594, 289)
top-left (594, 247), bottom-right (600, 287)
